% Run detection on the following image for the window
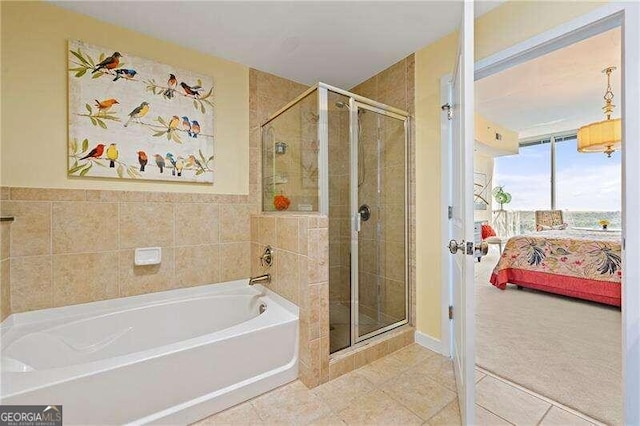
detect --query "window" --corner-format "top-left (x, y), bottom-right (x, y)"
top-left (494, 142), bottom-right (551, 211)
top-left (556, 137), bottom-right (621, 228)
top-left (492, 134), bottom-right (621, 234)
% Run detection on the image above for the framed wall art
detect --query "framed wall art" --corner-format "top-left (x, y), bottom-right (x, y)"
top-left (68, 40), bottom-right (215, 183)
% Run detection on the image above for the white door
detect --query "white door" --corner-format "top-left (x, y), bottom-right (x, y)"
top-left (447, 1), bottom-right (476, 423)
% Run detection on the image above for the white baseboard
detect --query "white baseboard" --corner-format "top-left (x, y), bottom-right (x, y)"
top-left (415, 331), bottom-right (447, 356)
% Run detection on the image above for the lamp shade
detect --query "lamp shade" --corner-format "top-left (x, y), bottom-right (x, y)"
top-left (577, 117), bottom-right (622, 153)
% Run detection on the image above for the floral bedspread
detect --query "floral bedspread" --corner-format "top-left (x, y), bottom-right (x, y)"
top-left (492, 229), bottom-right (622, 285)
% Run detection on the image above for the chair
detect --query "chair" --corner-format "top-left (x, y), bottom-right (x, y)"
top-left (534, 210), bottom-right (566, 231)
top-left (481, 223), bottom-right (506, 253)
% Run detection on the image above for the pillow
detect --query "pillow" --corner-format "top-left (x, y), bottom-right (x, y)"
top-left (482, 224), bottom-right (497, 239)
top-left (537, 223), bottom-right (568, 231)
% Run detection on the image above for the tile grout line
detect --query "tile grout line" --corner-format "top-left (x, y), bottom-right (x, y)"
top-left (476, 403), bottom-right (517, 426)
top-left (476, 366), bottom-right (605, 425)
top-left (536, 405), bottom-right (553, 426)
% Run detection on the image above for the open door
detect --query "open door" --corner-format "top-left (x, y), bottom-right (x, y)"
top-left (446, 1), bottom-right (477, 423)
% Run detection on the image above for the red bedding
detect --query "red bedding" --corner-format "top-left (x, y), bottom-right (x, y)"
top-left (490, 229), bottom-right (622, 306)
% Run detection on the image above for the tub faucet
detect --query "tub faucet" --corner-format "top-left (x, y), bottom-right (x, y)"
top-left (249, 274), bottom-right (271, 286)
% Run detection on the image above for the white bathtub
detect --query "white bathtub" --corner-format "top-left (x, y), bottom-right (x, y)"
top-left (0, 280), bottom-right (298, 425)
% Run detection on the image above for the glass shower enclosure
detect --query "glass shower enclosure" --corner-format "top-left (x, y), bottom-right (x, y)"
top-left (261, 83), bottom-right (409, 355)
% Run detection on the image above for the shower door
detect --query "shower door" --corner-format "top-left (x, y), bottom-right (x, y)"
top-left (351, 101), bottom-right (408, 342)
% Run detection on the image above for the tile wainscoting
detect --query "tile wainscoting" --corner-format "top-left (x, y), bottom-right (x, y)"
top-left (0, 187), bottom-right (256, 314)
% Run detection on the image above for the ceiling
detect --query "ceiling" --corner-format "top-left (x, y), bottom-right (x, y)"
top-left (52, 1), bottom-right (502, 89)
top-left (476, 27), bottom-right (622, 140)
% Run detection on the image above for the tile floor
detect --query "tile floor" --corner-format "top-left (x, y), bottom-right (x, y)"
top-left (194, 344), bottom-right (601, 425)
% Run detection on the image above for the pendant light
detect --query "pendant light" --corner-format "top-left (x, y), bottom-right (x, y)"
top-left (577, 67), bottom-right (622, 157)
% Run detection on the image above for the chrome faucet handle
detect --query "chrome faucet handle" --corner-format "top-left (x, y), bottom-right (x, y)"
top-left (260, 246), bottom-right (273, 268)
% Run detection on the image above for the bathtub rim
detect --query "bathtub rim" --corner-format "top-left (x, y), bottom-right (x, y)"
top-left (1, 279), bottom-right (297, 330)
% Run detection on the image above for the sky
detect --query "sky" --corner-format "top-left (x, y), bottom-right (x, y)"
top-left (493, 138), bottom-right (622, 212)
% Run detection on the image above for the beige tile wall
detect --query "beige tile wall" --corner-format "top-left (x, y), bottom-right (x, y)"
top-left (250, 69), bottom-right (310, 212)
top-left (250, 214), bottom-right (329, 388)
top-left (1, 215), bottom-right (11, 321)
top-left (0, 188), bottom-right (255, 314)
top-left (349, 54), bottom-right (417, 326)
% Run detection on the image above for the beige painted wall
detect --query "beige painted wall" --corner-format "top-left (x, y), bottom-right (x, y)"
top-left (0, 1), bottom-right (249, 194)
top-left (415, 1), bottom-right (608, 338)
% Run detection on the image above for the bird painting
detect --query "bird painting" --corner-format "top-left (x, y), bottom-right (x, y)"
top-left (124, 102), bottom-right (150, 127)
top-left (113, 69), bottom-right (137, 81)
top-left (168, 115), bottom-right (180, 130)
top-left (166, 152), bottom-right (177, 176)
top-left (92, 52), bottom-right (121, 74)
top-left (163, 74), bottom-right (177, 99)
top-left (94, 98), bottom-right (119, 112)
top-left (80, 143), bottom-right (105, 160)
top-left (191, 120), bottom-right (201, 138)
top-left (181, 116), bottom-right (192, 136)
top-left (106, 143), bottom-right (118, 168)
top-left (154, 154), bottom-right (165, 173)
top-left (187, 154), bottom-right (203, 171)
top-left (68, 41), bottom-right (214, 183)
top-left (175, 157), bottom-right (185, 177)
top-left (138, 151), bottom-right (148, 172)
top-left (180, 82), bottom-right (202, 98)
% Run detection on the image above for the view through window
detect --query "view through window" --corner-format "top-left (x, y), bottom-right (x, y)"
top-left (493, 137), bottom-right (621, 235)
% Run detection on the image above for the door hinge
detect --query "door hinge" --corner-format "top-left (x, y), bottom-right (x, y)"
top-left (448, 205), bottom-right (453, 219)
top-left (441, 103), bottom-right (453, 120)
top-left (448, 305), bottom-right (454, 320)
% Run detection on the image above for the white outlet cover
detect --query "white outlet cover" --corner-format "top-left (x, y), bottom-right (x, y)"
top-left (134, 247), bottom-right (162, 266)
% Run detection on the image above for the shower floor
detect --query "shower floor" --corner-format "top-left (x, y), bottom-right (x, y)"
top-left (329, 302), bottom-right (385, 353)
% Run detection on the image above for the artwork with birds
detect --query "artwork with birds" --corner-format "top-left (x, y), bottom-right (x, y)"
top-left (94, 98), bottom-right (119, 112)
top-left (137, 151), bottom-right (148, 172)
top-left (187, 154), bottom-right (204, 171)
top-left (79, 144), bottom-right (105, 160)
top-left (180, 82), bottom-right (202, 98)
top-left (175, 156), bottom-right (185, 177)
top-left (191, 120), bottom-right (201, 138)
top-left (69, 41), bottom-right (214, 183)
top-left (113, 69), bottom-right (137, 81)
top-left (154, 154), bottom-right (165, 173)
top-left (168, 115), bottom-right (180, 130)
top-left (166, 152), bottom-right (177, 176)
top-left (182, 116), bottom-right (192, 136)
top-left (106, 144), bottom-right (119, 168)
top-left (124, 102), bottom-right (150, 127)
top-left (163, 74), bottom-right (177, 99)
top-left (92, 52), bottom-right (121, 74)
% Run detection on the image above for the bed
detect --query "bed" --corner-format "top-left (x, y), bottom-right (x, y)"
top-left (490, 228), bottom-right (622, 306)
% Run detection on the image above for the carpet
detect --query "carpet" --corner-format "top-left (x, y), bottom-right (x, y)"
top-left (475, 251), bottom-right (622, 425)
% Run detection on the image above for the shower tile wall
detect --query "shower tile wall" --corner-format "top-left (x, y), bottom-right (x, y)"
top-left (257, 76), bottom-right (318, 212)
top-left (351, 55), bottom-right (415, 323)
top-left (327, 93), bottom-right (352, 352)
top-left (328, 54), bottom-right (416, 333)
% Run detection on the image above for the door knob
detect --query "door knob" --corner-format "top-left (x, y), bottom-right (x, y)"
top-left (475, 241), bottom-right (489, 257)
top-left (448, 239), bottom-right (465, 254)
